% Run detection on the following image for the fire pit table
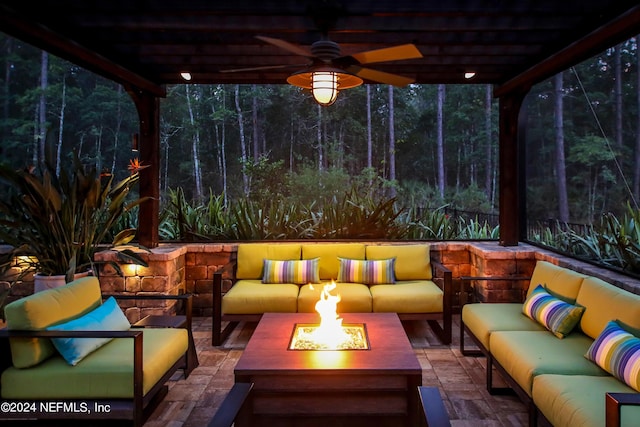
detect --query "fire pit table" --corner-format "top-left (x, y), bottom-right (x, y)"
top-left (233, 312), bottom-right (422, 427)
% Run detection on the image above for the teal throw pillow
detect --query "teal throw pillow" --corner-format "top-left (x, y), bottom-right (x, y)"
top-left (46, 296), bottom-right (131, 366)
top-left (522, 284), bottom-right (585, 338)
top-left (262, 258), bottom-right (320, 284)
top-left (337, 257), bottom-right (395, 285)
top-left (585, 320), bottom-right (640, 392)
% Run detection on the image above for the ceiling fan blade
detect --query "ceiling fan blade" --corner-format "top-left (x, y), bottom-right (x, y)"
top-left (219, 63), bottom-right (308, 73)
top-left (348, 66), bottom-right (415, 87)
top-left (349, 44), bottom-right (422, 65)
top-left (255, 36), bottom-right (313, 58)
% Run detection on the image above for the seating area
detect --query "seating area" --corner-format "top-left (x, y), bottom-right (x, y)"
top-left (4, 244), bottom-right (640, 426)
top-left (213, 242), bottom-right (452, 346)
top-left (462, 260), bottom-right (640, 426)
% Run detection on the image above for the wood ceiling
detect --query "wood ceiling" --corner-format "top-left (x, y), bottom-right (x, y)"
top-left (0, 1), bottom-right (639, 97)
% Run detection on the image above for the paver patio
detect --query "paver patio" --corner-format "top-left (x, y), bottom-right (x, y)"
top-left (145, 314), bottom-right (528, 427)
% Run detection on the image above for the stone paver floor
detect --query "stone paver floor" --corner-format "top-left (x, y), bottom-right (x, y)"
top-left (144, 314), bottom-right (528, 427)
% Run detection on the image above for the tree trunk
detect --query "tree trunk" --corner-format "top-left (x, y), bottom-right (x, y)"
top-left (36, 51), bottom-right (48, 167)
top-left (485, 84), bottom-right (493, 203)
top-left (2, 37), bottom-right (12, 144)
top-left (614, 45), bottom-right (623, 148)
top-left (366, 85), bottom-right (373, 171)
top-left (554, 72), bottom-right (570, 222)
top-left (235, 84), bottom-right (249, 195)
top-left (388, 85), bottom-right (396, 198)
top-left (110, 84), bottom-right (123, 175)
top-left (185, 85), bottom-right (203, 199)
top-left (252, 84), bottom-right (259, 160)
top-left (634, 37), bottom-right (640, 204)
top-left (317, 104), bottom-right (323, 172)
top-left (437, 84), bottom-right (446, 199)
top-left (55, 74), bottom-right (66, 175)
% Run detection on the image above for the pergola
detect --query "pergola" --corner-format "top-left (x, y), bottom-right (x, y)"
top-left (0, 1), bottom-right (639, 248)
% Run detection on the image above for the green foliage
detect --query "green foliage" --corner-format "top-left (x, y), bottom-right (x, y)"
top-left (0, 153), bottom-right (149, 282)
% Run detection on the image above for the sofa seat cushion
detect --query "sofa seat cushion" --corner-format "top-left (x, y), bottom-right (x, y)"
top-left (222, 280), bottom-right (299, 314)
top-left (370, 280), bottom-right (442, 313)
top-left (4, 276), bottom-right (103, 368)
top-left (1, 328), bottom-right (187, 399)
top-left (301, 243), bottom-right (366, 280)
top-left (298, 283), bottom-right (372, 313)
top-left (461, 303), bottom-right (545, 350)
top-left (490, 330), bottom-right (608, 396)
top-left (533, 374), bottom-right (640, 427)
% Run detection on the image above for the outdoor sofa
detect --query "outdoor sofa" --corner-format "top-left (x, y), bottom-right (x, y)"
top-left (212, 242), bottom-right (452, 346)
top-left (461, 260), bottom-right (640, 427)
top-left (0, 276), bottom-right (190, 427)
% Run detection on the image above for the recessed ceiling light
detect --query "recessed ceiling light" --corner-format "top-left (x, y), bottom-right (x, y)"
top-left (180, 72), bottom-right (192, 81)
top-left (464, 72), bottom-right (476, 79)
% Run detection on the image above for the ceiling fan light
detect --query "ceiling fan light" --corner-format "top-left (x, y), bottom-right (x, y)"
top-left (312, 72), bottom-right (339, 106)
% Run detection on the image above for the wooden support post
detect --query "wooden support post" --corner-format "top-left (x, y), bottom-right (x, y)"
top-left (497, 88), bottom-right (529, 246)
top-left (127, 87), bottom-right (161, 248)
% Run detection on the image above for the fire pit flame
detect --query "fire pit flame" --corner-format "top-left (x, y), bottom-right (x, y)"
top-left (289, 281), bottom-right (369, 351)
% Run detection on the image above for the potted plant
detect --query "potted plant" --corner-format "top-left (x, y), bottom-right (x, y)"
top-left (0, 152), bottom-right (149, 293)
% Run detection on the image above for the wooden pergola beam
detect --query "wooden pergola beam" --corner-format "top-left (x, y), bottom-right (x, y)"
top-left (495, 5), bottom-right (640, 98)
top-left (0, 4), bottom-right (165, 98)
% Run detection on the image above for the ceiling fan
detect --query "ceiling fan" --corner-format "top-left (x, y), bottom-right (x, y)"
top-left (220, 34), bottom-right (423, 106)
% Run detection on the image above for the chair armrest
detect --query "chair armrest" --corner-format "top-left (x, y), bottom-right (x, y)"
top-left (0, 329), bottom-right (144, 404)
top-left (208, 382), bottom-right (254, 427)
top-left (606, 392), bottom-right (640, 427)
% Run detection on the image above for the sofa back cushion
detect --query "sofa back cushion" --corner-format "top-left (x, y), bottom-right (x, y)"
top-left (4, 276), bottom-right (103, 368)
top-left (302, 243), bottom-right (365, 280)
top-left (527, 260), bottom-right (587, 303)
top-left (366, 244), bottom-right (432, 280)
top-left (235, 243), bottom-right (301, 279)
top-left (576, 276), bottom-right (640, 340)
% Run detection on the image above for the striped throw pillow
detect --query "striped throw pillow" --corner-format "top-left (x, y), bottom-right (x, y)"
top-left (262, 258), bottom-right (320, 284)
top-left (585, 320), bottom-right (640, 392)
top-left (337, 258), bottom-right (395, 285)
top-left (522, 284), bottom-right (585, 338)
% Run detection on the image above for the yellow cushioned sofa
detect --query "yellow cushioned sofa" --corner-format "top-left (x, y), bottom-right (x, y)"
top-left (0, 276), bottom-right (189, 427)
top-left (461, 260), bottom-right (640, 427)
top-left (212, 242), bottom-right (452, 346)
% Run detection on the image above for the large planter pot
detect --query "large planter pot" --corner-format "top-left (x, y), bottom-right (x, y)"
top-left (34, 271), bottom-right (92, 293)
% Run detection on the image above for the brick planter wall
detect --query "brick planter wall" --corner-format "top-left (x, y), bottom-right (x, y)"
top-left (4, 242), bottom-right (640, 318)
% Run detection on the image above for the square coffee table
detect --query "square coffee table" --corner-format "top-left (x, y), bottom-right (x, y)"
top-left (233, 312), bottom-right (422, 427)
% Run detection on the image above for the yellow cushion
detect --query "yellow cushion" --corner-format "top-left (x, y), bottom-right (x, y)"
top-left (298, 283), bottom-right (372, 313)
top-left (235, 243), bottom-right (301, 279)
top-left (366, 244), bottom-right (432, 280)
top-left (527, 260), bottom-right (587, 303)
top-left (490, 331), bottom-right (607, 396)
top-left (222, 280), bottom-right (299, 314)
top-left (576, 276), bottom-right (640, 339)
top-left (461, 303), bottom-right (545, 350)
top-left (1, 328), bottom-right (187, 399)
top-left (301, 243), bottom-right (365, 280)
top-left (370, 280), bottom-right (442, 313)
top-left (4, 276), bottom-right (103, 368)
top-left (533, 374), bottom-right (640, 427)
